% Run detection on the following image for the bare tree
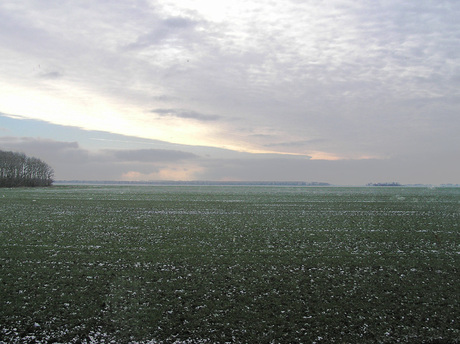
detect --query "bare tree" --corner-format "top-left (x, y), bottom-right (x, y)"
top-left (0, 150), bottom-right (54, 187)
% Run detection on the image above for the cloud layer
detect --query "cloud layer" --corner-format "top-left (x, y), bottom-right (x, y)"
top-left (1, 122), bottom-right (459, 185)
top-left (0, 1), bottom-right (459, 183)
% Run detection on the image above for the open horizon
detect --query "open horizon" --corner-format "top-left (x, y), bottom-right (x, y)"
top-left (52, 179), bottom-right (459, 187)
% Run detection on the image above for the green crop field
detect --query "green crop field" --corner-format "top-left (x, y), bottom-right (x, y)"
top-left (0, 186), bottom-right (459, 343)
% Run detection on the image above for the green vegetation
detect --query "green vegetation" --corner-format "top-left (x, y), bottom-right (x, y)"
top-left (0, 186), bottom-right (459, 343)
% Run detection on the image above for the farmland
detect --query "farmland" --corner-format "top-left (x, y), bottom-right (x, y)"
top-left (0, 185), bottom-right (459, 343)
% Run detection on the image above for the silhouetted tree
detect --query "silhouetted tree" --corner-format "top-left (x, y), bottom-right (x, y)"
top-left (0, 150), bottom-right (54, 187)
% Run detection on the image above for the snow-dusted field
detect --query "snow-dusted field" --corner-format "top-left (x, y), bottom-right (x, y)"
top-left (1, 186), bottom-right (459, 343)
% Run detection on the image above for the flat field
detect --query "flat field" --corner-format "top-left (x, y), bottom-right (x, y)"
top-left (0, 186), bottom-right (459, 343)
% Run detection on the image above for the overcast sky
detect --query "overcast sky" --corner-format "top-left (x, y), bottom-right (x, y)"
top-left (1, 0), bottom-right (459, 185)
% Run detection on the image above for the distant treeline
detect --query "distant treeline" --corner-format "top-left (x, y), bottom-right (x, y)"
top-left (366, 182), bottom-right (402, 187)
top-left (55, 180), bottom-right (331, 186)
top-left (0, 150), bottom-right (54, 187)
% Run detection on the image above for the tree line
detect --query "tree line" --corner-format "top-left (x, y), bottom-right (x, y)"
top-left (0, 150), bottom-right (54, 187)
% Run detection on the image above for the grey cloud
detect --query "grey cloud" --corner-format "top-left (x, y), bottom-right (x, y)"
top-left (0, 136), bottom-right (79, 152)
top-left (0, 8), bottom-right (51, 54)
top-left (198, 156), bottom-right (317, 182)
top-left (151, 94), bottom-right (179, 102)
top-left (264, 139), bottom-right (326, 148)
top-left (3, 138), bottom-right (198, 165)
top-left (38, 71), bottom-right (63, 79)
top-left (0, 136), bottom-right (88, 164)
top-left (152, 109), bottom-right (221, 121)
top-left (109, 148), bottom-right (197, 162)
top-left (163, 17), bottom-right (197, 29)
top-left (198, 154), bottom-right (460, 186)
top-left (0, 136), bottom-right (201, 180)
top-left (126, 16), bottom-right (203, 49)
top-left (1, 134), bottom-right (458, 185)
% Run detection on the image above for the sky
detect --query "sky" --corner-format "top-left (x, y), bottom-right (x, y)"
top-left (0, 0), bottom-right (459, 185)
